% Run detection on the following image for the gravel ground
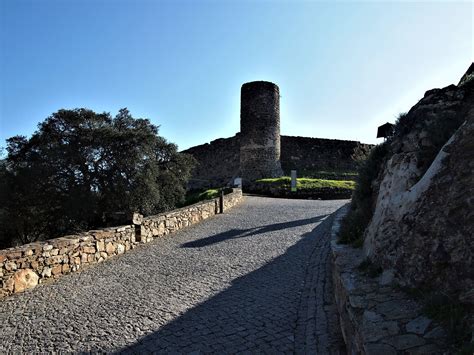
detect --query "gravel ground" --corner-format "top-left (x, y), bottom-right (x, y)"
top-left (0, 196), bottom-right (348, 354)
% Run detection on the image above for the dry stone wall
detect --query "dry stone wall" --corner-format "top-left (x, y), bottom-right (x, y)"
top-left (0, 189), bottom-right (243, 298)
top-left (331, 207), bottom-right (449, 354)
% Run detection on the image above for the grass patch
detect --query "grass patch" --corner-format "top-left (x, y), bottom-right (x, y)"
top-left (255, 177), bottom-right (356, 190)
top-left (285, 170), bottom-right (358, 180)
top-left (180, 189), bottom-right (220, 207)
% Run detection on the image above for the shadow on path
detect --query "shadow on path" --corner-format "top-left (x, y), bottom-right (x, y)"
top-left (116, 213), bottom-right (341, 354)
top-left (181, 215), bottom-right (328, 249)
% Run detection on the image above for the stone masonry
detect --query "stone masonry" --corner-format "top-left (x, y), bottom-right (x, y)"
top-left (0, 189), bottom-right (243, 298)
top-left (331, 206), bottom-right (449, 354)
top-left (240, 81), bottom-right (284, 182)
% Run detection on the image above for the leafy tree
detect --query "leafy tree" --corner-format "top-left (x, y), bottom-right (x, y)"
top-left (0, 108), bottom-right (195, 248)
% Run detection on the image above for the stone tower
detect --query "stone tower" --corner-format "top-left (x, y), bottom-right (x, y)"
top-left (240, 81), bottom-right (283, 182)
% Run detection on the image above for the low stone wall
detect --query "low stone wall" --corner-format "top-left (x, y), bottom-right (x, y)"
top-left (0, 189), bottom-right (243, 298)
top-left (330, 207), bottom-right (449, 354)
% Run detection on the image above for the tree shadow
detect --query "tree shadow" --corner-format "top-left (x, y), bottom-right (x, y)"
top-left (115, 212), bottom-right (342, 354)
top-left (180, 214), bottom-right (328, 248)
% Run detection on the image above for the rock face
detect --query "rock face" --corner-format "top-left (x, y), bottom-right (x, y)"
top-left (364, 64), bottom-right (474, 299)
top-left (240, 81), bottom-right (284, 182)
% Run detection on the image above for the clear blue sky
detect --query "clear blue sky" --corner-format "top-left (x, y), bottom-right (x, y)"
top-left (1, 0), bottom-right (472, 151)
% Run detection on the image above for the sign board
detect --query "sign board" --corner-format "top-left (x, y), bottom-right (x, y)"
top-left (291, 170), bottom-right (297, 192)
top-left (234, 177), bottom-right (242, 188)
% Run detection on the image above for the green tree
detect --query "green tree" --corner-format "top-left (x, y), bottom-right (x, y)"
top-left (0, 108), bottom-right (195, 247)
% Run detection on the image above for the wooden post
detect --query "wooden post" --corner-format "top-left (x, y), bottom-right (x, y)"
top-left (219, 188), bottom-right (224, 214)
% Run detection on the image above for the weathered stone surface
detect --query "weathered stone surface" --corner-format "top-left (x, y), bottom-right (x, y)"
top-left (363, 72), bottom-right (474, 300)
top-left (330, 207), bottom-right (448, 354)
top-left (83, 246), bottom-right (96, 254)
top-left (13, 269), bottom-right (39, 293)
top-left (406, 316), bottom-right (431, 335)
top-left (383, 334), bottom-right (425, 350)
top-left (51, 265), bottom-right (62, 275)
top-left (4, 261), bottom-right (17, 271)
top-left (364, 343), bottom-right (397, 355)
top-left (105, 243), bottom-right (116, 255)
top-left (41, 267), bottom-right (52, 278)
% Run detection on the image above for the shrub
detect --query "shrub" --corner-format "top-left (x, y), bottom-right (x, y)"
top-left (338, 142), bottom-right (389, 245)
top-left (0, 108), bottom-right (195, 247)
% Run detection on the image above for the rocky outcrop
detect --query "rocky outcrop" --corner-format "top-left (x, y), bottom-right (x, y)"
top-left (363, 64), bottom-right (474, 300)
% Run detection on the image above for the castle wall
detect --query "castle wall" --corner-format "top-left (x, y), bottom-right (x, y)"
top-left (240, 81), bottom-right (283, 181)
top-left (183, 135), bottom-right (372, 189)
top-left (280, 136), bottom-right (372, 175)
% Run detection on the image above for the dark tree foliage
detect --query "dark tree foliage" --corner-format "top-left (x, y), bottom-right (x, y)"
top-left (0, 108), bottom-right (195, 248)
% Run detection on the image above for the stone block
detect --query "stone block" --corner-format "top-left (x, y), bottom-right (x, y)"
top-left (4, 277), bottom-right (14, 292)
top-left (117, 244), bottom-right (125, 255)
top-left (96, 241), bottom-right (105, 252)
top-left (93, 231), bottom-right (114, 240)
top-left (30, 261), bottom-right (40, 270)
top-left (105, 242), bottom-right (116, 255)
top-left (41, 267), bottom-right (52, 278)
top-left (406, 316), bottom-right (431, 335)
top-left (6, 251), bottom-right (22, 259)
top-left (51, 265), bottom-right (62, 275)
top-left (5, 261), bottom-right (17, 271)
top-left (83, 246), bottom-right (96, 254)
top-left (13, 269), bottom-right (39, 293)
top-left (383, 334), bottom-right (425, 351)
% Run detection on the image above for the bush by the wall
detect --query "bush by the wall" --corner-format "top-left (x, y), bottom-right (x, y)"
top-left (338, 142), bottom-right (389, 245)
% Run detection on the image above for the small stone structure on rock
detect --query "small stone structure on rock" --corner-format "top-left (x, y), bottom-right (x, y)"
top-left (240, 81), bottom-right (284, 182)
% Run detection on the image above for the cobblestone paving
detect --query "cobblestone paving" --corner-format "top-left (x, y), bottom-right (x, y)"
top-left (0, 197), bottom-right (347, 354)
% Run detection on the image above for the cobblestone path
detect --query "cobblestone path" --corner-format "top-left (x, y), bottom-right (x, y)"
top-left (0, 197), bottom-right (347, 354)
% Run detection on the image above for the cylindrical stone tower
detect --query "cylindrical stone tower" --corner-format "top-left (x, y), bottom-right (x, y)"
top-left (240, 81), bottom-right (283, 182)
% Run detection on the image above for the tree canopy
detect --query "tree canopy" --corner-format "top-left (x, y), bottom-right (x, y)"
top-left (0, 108), bottom-right (195, 248)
